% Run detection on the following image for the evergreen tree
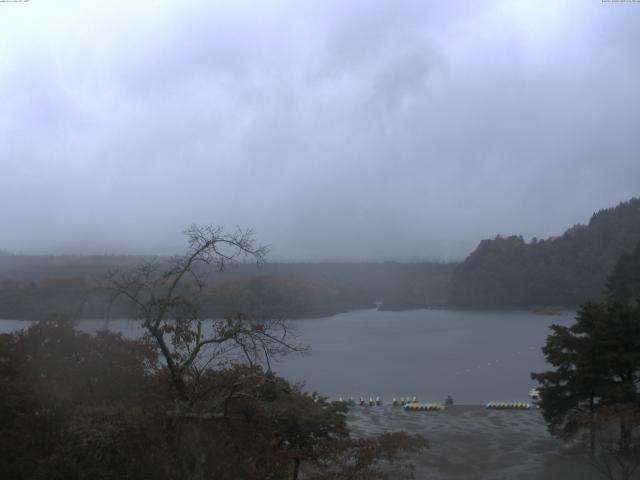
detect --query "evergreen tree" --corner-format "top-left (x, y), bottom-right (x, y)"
top-left (449, 197), bottom-right (640, 307)
top-left (532, 242), bottom-right (640, 457)
top-left (606, 242), bottom-right (640, 307)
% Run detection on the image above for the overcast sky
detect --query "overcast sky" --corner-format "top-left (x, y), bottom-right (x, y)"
top-left (1, 0), bottom-right (639, 260)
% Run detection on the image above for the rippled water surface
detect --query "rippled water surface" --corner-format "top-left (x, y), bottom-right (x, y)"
top-left (1, 309), bottom-right (574, 404)
top-left (274, 309), bottom-right (574, 404)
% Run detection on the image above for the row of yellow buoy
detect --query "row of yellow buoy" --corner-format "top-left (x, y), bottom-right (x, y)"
top-left (333, 398), bottom-right (532, 410)
top-left (334, 396), bottom-right (450, 411)
top-left (485, 401), bottom-right (531, 409)
top-left (404, 402), bottom-right (447, 411)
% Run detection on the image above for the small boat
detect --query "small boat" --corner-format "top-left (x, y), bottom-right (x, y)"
top-left (529, 388), bottom-right (541, 402)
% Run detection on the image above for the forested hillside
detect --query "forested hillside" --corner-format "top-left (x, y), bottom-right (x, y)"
top-left (0, 256), bottom-right (454, 320)
top-left (447, 198), bottom-right (640, 308)
top-left (3, 197), bottom-right (637, 318)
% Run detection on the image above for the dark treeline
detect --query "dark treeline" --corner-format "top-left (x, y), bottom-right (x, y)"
top-left (2, 197), bottom-right (639, 318)
top-left (447, 197), bottom-right (640, 308)
top-left (0, 255), bottom-right (455, 320)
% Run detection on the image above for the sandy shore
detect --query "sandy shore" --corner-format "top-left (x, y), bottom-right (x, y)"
top-left (347, 405), bottom-right (606, 480)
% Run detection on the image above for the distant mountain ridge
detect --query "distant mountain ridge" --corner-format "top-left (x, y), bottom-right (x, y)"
top-left (447, 197), bottom-right (640, 308)
top-left (2, 198), bottom-right (639, 317)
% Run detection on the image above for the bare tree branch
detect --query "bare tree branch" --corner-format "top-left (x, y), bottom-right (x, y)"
top-left (103, 225), bottom-right (303, 404)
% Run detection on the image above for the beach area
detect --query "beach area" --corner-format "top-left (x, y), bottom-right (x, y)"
top-left (347, 405), bottom-right (604, 480)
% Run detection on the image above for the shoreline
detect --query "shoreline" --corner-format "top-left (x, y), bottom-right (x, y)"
top-left (0, 304), bottom-right (579, 322)
top-left (347, 405), bottom-right (600, 480)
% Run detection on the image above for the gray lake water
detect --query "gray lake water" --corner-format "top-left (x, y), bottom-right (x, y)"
top-left (0, 309), bottom-right (575, 405)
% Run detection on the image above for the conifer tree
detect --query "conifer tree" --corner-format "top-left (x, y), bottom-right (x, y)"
top-left (532, 241), bottom-right (640, 459)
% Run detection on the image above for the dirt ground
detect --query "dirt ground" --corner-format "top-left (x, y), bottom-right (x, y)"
top-left (346, 405), bottom-right (613, 480)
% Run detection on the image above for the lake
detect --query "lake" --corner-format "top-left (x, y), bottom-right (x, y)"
top-left (0, 309), bottom-right (575, 404)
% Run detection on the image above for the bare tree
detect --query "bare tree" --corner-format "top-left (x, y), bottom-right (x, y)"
top-left (24, 226), bottom-right (426, 480)
top-left (105, 225), bottom-right (304, 405)
top-left (104, 226), bottom-right (313, 480)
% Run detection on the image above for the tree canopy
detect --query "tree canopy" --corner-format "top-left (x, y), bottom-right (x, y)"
top-left (448, 197), bottom-right (640, 308)
top-left (0, 226), bottom-right (426, 480)
top-left (532, 241), bottom-right (640, 476)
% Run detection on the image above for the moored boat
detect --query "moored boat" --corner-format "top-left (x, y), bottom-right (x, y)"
top-left (403, 402), bottom-right (446, 411)
top-left (485, 401), bottom-right (531, 409)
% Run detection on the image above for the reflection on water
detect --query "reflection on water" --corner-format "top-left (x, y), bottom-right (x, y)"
top-left (0, 309), bottom-right (574, 404)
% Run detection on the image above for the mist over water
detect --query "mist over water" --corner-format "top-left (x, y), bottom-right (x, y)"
top-left (0, 309), bottom-right (575, 404)
top-left (2, 3), bottom-right (639, 479)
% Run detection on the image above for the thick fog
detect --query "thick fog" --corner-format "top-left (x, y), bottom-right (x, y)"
top-left (1, 0), bottom-right (639, 260)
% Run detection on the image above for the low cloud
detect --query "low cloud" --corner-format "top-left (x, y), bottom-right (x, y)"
top-left (1, 0), bottom-right (638, 260)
